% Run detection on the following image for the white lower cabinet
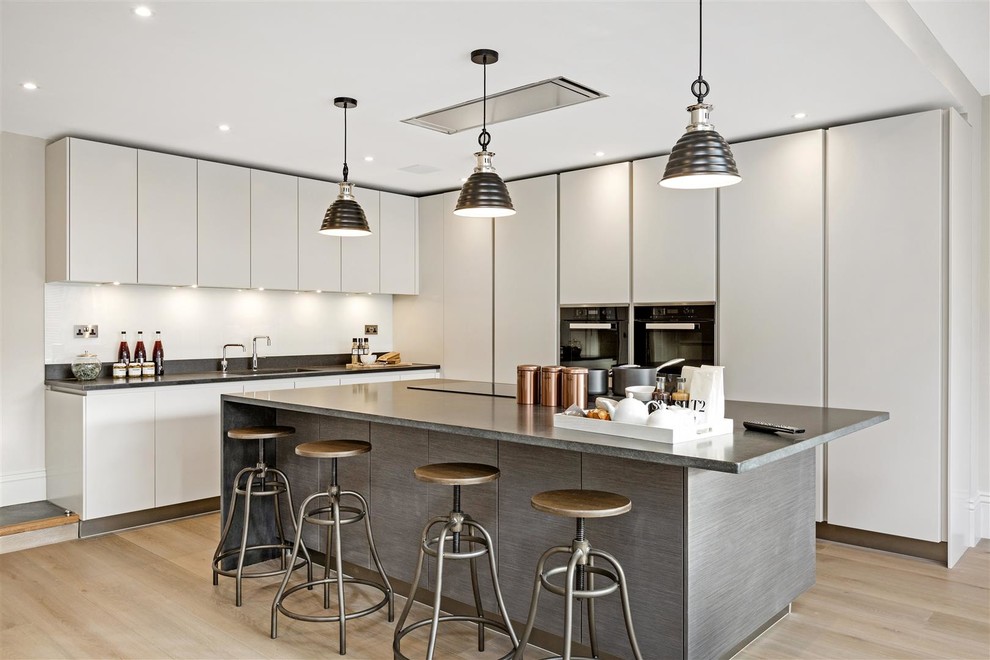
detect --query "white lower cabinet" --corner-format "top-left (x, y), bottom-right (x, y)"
top-left (85, 390), bottom-right (157, 519)
top-left (155, 383), bottom-right (243, 507)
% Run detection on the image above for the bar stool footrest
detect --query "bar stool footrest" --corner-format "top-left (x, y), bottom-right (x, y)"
top-left (212, 544), bottom-right (305, 579)
top-left (274, 576), bottom-right (390, 623)
top-left (393, 615), bottom-right (515, 660)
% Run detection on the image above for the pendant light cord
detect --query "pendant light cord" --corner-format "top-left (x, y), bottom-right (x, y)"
top-left (692, 0), bottom-right (710, 104)
top-left (478, 55), bottom-right (491, 151)
top-left (342, 104), bottom-right (349, 182)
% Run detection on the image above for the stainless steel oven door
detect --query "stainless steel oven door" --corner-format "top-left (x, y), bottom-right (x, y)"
top-left (560, 321), bottom-right (624, 369)
top-left (634, 321), bottom-right (714, 371)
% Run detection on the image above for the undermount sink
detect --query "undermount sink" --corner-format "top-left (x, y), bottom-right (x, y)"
top-left (222, 367), bottom-right (327, 376)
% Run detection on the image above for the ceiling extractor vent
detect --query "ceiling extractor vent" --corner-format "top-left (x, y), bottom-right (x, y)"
top-left (402, 76), bottom-right (607, 135)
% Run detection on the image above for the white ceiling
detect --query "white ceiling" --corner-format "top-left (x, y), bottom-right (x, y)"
top-left (1, 1), bottom-right (984, 196)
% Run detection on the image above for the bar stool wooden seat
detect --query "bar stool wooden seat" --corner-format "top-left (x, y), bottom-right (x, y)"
top-left (271, 440), bottom-right (393, 656)
top-left (514, 489), bottom-right (643, 660)
top-left (212, 425), bottom-right (312, 607)
top-left (393, 463), bottom-right (519, 660)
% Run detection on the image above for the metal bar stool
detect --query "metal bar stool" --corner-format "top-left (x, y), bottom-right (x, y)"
top-left (513, 489), bottom-right (643, 660)
top-left (393, 462), bottom-right (519, 660)
top-left (271, 440), bottom-right (393, 655)
top-left (212, 425), bottom-right (312, 606)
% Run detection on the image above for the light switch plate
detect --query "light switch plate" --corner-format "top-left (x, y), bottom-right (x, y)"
top-left (364, 324), bottom-right (379, 335)
top-left (74, 324), bottom-right (98, 338)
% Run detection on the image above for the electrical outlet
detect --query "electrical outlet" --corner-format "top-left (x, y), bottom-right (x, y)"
top-left (364, 324), bottom-right (379, 336)
top-left (74, 324), bottom-right (98, 338)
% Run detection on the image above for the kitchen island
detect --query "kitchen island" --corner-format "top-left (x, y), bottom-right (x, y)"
top-left (220, 380), bottom-right (887, 659)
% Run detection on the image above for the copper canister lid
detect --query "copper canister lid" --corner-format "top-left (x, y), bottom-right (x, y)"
top-left (542, 365), bottom-right (564, 373)
top-left (562, 367), bottom-right (589, 374)
top-left (517, 364), bottom-right (541, 372)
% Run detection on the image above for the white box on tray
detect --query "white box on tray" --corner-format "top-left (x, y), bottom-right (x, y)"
top-left (553, 412), bottom-right (734, 445)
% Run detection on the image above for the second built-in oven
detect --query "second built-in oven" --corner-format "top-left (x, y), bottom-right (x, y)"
top-left (560, 306), bottom-right (628, 370)
top-left (633, 304), bottom-right (715, 374)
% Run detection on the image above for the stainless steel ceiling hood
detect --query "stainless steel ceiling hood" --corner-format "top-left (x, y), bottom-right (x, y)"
top-left (402, 76), bottom-right (607, 134)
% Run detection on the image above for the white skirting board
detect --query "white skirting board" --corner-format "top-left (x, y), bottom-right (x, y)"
top-left (0, 470), bottom-right (47, 507)
top-left (981, 491), bottom-right (990, 540)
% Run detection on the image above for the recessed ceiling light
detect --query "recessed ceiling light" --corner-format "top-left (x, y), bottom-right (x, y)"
top-left (315, 289), bottom-right (322, 293)
top-left (594, 151), bottom-right (605, 157)
top-left (460, 177), bottom-right (468, 183)
top-left (792, 112), bottom-right (807, 119)
top-left (190, 284), bottom-right (198, 288)
top-left (364, 156), bottom-right (374, 162)
top-left (112, 281), bottom-right (120, 286)
top-left (21, 82), bottom-right (39, 91)
top-left (133, 6), bottom-right (153, 18)
top-left (258, 287), bottom-right (264, 291)
top-left (218, 124), bottom-right (231, 132)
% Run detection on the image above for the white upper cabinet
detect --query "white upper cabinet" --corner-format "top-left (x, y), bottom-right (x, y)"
top-left (718, 130), bottom-right (825, 406)
top-left (138, 151), bottom-right (198, 286)
top-left (826, 110), bottom-right (944, 542)
top-left (297, 177), bottom-right (342, 292)
top-left (393, 194), bottom-right (444, 365)
top-left (198, 161), bottom-right (251, 289)
top-left (46, 138), bottom-right (138, 284)
top-left (340, 187), bottom-right (381, 293)
top-left (559, 162), bottom-right (630, 304)
top-left (494, 175), bottom-right (558, 383)
top-left (443, 191), bottom-right (493, 381)
top-left (380, 191), bottom-right (418, 294)
top-left (632, 155), bottom-right (716, 303)
top-left (250, 170), bottom-right (298, 290)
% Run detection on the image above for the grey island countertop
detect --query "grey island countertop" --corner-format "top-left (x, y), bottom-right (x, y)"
top-left (222, 379), bottom-right (887, 473)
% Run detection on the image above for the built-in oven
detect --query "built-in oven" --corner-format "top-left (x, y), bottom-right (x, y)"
top-left (633, 304), bottom-right (716, 374)
top-left (560, 306), bottom-right (628, 370)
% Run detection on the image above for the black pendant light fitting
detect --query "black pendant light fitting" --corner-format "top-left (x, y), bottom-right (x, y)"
top-left (454, 48), bottom-right (516, 217)
top-left (660, 0), bottom-right (741, 189)
top-left (320, 96), bottom-right (372, 236)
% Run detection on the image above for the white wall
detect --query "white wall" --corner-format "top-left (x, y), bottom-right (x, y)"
top-left (45, 284), bottom-right (394, 365)
top-left (981, 95), bottom-right (990, 539)
top-left (1, 132), bottom-right (48, 506)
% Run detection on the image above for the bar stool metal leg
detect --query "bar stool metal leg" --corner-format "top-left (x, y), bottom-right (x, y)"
top-left (344, 490), bottom-right (394, 621)
top-left (213, 466), bottom-right (253, 586)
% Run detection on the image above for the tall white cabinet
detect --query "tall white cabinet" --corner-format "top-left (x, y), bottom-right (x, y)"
top-left (250, 170), bottom-right (298, 290)
top-left (380, 192), bottom-right (419, 295)
top-left (297, 177), bottom-right (342, 292)
top-left (443, 192), bottom-right (493, 381)
top-left (137, 150), bottom-right (198, 286)
top-left (559, 162), bottom-right (630, 304)
top-left (826, 110), bottom-right (944, 542)
top-left (394, 194), bottom-right (445, 366)
top-left (494, 175), bottom-right (559, 383)
top-left (340, 188), bottom-right (381, 293)
top-left (718, 130), bottom-right (825, 406)
top-left (632, 156), bottom-right (716, 303)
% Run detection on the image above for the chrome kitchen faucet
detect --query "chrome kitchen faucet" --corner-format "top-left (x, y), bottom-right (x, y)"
top-left (221, 343), bottom-right (246, 373)
top-left (252, 336), bottom-right (271, 370)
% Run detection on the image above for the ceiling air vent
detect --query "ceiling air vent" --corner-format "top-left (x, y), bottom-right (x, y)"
top-left (403, 77), bottom-right (607, 135)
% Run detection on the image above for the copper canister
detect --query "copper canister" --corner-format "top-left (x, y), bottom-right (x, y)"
top-left (562, 366), bottom-right (589, 409)
top-left (541, 365), bottom-right (564, 407)
top-left (516, 365), bottom-right (541, 405)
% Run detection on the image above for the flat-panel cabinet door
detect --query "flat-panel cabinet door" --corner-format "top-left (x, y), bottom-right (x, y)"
top-left (340, 188), bottom-right (381, 293)
top-left (494, 175), bottom-right (558, 383)
top-left (298, 178), bottom-right (341, 292)
top-left (443, 191), bottom-right (493, 381)
top-left (559, 163), bottom-right (630, 304)
top-left (826, 110), bottom-right (943, 541)
top-left (718, 130), bottom-right (824, 406)
top-left (394, 194), bottom-right (444, 365)
top-left (138, 151), bottom-right (198, 286)
top-left (69, 139), bottom-right (138, 284)
top-left (251, 170), bottom-right (298, 290)
top-left (155, 383), bottom-right (242, 507)
top-left (85, 391), bottom-right (156, 519)
top-left (198, 161), bottom-right (251, 288)
top-left (632, 155), bottom-right (715, 303)
top-left (380, 191), bottom-right (418, 294)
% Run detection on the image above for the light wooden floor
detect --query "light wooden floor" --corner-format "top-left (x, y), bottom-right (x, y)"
top-left (0, 513), bottom-right (986, 659)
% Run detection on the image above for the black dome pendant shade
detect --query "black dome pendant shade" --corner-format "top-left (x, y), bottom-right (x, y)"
top-left (320, 97), bottom-right (372, 236)
top-left (454, 49), bottom-right (515, 218)
top-left (660, 0), bottom-right (741, 189)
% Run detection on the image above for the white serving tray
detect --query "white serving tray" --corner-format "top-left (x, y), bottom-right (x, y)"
top-left (553, 413), bottom-right (734, 445)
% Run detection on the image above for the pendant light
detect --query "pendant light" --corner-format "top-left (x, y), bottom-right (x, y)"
top-left (320, 97), bottom-right (371, 236)
top-left (454, 49), bottom-right (516, 217)
top-left (660, 0), bottom-right (741, 189)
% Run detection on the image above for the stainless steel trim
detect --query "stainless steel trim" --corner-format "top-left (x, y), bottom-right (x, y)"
top-left (568, 322), bottom-right (614, 330)
top-left (644, 322), bottom-right (698, 330)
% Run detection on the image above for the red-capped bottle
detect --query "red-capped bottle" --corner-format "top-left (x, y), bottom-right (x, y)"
top-left (133, 331), bottom-right (147, 363)
top-left (152, 331), bottom-right (165, 376)
top-left (117, 331), bottom-right (131, 365)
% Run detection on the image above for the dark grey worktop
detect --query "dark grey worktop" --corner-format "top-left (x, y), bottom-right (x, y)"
top-left (221, 379), bottom-right (888, 474)
top-left (46, 363), bottom-right (441, 392)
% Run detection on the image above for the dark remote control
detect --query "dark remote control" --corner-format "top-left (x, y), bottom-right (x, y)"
top-left (743, 421), bottom-right (806, 434)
